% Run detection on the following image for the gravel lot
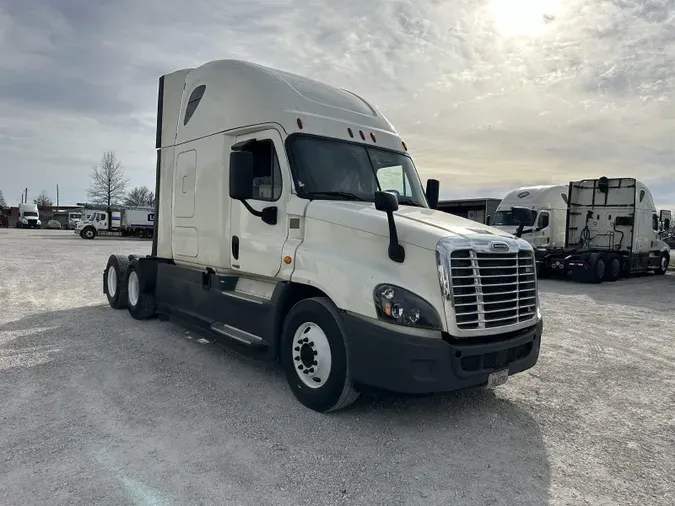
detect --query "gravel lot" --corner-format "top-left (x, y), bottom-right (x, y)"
top-left (1, 228), bottom-right (674, 505)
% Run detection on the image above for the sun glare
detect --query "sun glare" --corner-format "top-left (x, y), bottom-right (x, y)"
top-left (490, 0), bottom-right (561, 37)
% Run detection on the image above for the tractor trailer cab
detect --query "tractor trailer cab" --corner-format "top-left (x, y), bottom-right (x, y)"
top-left (491, 185), bottom-right (569, 249)
top-left (102, 59), bottom-right (543, 412)
top-left (537, 177), bottom-right (670, 282)
top-left (17, 203), bottom-right (41, 229)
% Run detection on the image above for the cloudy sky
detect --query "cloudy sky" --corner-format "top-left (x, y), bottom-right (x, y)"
top-left (1, 0), bottom-right (674, 208)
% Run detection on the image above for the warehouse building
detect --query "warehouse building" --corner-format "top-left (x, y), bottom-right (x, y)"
top-left (436, 198), bottom-right (502, 225)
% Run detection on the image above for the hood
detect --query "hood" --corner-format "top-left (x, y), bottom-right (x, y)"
top-left (305, 201), bottom-right (518, 250)
top-left (493, 224), bottom-right (519, 235)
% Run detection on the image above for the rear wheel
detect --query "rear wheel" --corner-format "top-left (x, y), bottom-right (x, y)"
top-left (281, 297), bottom-right (360, 412)
top-left (125, 260), bottom-right (156, 320)
top-left (104, 255), bottom-right (130, 309)
top-left (604, 253), bottom-right (621, 282)
top-left (587, 253), bottom-right (605, 283)
top-left (655, 253), bottom-right (669, 275)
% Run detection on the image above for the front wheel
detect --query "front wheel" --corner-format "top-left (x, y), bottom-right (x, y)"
top-left (655, 253), bottom-right (669, 275)
top-left (281, 297), bottom-right (360, 413)
top-left (82, 227), bottom-right (96, 239)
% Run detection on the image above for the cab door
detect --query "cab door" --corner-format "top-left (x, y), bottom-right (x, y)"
top-left (532, 211), bottom-right (550, 247)
top-left (229, 129), bottom-right (290, 278)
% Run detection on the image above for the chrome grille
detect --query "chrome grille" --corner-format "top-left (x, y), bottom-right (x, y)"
top-left (450, 250), bottom-right (536, 330)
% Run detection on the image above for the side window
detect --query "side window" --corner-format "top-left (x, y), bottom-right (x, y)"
top-left (652, 214), bottom-right (659, 231)
top-left (183, 85), bottom-right (206, 126)
top-left (538, 212), bottom-right (550, 229)
top-left (640, 189), bottom-right (646, 202)
top-left (376, 165), bottom-right (413, 197)
top-left (243, 140), bottom-right (282, 201)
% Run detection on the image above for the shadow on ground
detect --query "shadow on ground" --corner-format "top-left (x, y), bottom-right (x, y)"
top-left (1, 306), bottom-right (551, 505)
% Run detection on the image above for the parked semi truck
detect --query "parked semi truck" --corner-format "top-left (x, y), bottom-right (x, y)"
top-left (75, 207), bottom-right (154, 239)
top-left (499, 177), bottom-right (670, 282)
top-left (101, 59), bottom-right (543, 412)
top-left (16, 203), bottom-right (41, 228)
top-left (491, 185), bottom-right (568, 249)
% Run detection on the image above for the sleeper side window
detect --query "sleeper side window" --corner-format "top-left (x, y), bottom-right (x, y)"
top-left (183, 85), bottom-right (206, 126)
top-left (242, 140), bottom-right (282, 202)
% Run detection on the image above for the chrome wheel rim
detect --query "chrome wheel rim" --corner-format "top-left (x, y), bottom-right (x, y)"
top-left (292, 322), bottom-right (332, 389)
top-left (128, 271), bottom-right (140, 307)
top-left (107, 267), bottom-right (117, 297)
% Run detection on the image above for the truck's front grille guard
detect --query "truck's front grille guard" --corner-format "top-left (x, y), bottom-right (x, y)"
top-left (436, 238), bottom-right (538, 333)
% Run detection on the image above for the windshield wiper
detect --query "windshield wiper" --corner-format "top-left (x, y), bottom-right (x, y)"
top-left (303, 191), bottom-right (365, 201)
top-left (397, 198), bottom-right (424, 207)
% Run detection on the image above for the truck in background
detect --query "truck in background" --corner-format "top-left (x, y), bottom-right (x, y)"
top-left (100, 59), bottom-right (543, 412)
top-left (522, 177), bottom-right (670, 282)
top-left (490, 185), bottom-right (568, 250)
top-left (75, 207), bottom-right (154, 239)
top-left (16, 203), bottom-right (41, 229)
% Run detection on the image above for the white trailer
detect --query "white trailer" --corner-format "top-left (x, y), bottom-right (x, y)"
top-left (100, 59), bottom-right (543, 412)
top-left (75, 207), bottom-right (154, 239)
top-left (16, 203), bottom-right (41, 228)
top-left (532, 177), bottom-right (670, 282)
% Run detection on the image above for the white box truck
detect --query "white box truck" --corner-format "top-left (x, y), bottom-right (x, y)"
top-left (505, 177), bottom-right (670, 282)
top-left (101, 59), bottom-right (543, 412)
top-left (16, 203), bottom-right (41, 228)
top-left (75, 207), bottom-right (154, 239)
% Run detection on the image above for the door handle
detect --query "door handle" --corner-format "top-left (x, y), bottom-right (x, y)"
top-left (232, 236), bottom-right (239, 260)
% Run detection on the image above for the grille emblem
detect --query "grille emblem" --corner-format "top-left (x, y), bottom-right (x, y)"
top-left (490, 241), bottom-right (509, 251)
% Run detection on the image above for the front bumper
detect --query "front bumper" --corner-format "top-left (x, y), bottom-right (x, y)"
top-left (341, 314), bottom-right (542, 394)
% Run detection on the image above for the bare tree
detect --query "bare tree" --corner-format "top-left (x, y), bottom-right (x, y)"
top-left (0, 189), bottom-right (6, 208)
top-left (87, 150), bottom-right (129, 206)
top-left (33, 190), bottom-right (53, 207)
top-left (124, 186), bottom-right (155, 207)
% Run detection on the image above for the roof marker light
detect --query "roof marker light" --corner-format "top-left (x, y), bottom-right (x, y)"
top-left (402, 141), bottom-right (408, 151)
top-left (370, 132), bottom-right (376, 142)
top-left (359, 130), bottom-right (365, 140)
top-left (297, 118), bottom-right (303, 129)
top-left (348, 128), bottom-right (354, 138)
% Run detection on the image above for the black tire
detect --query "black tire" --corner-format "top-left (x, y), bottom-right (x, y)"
top-left (588, 253), bottom-right (605, 284)
top-left (281, 297), bottom-right (360, 413)
top-left (82, 226), bottom-right (97, 239)
top-left (104, 255), bottom-right (131, 309)
top-left (125, 260), bottom-right (156, 320)
top-left (655, 253), bottom-right (669, 275)
top-left (604, 253), bottom-right (621, 282)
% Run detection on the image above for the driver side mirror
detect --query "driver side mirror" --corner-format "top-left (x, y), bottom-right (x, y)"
top-left (375, 190), bottom-right (399, 213)
top-left (665, 218), bottom-right (671, 231)
top-left (425, 179), bottom-right (440, 210)
top-left (486, 215), bottom-right (491, 226)
top-left (229, 151), bottom-right (254, 201)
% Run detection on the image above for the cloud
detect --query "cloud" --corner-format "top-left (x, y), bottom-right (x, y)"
top-left (0, 0), bottom-right (674, 209)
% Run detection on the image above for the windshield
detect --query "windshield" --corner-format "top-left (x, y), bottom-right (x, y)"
top-left (288, 136), bottom-right (428, 207)
top-left (492, 210), bottom-right (536, 227)
top-left (24, 212), bottom-right (38, 217)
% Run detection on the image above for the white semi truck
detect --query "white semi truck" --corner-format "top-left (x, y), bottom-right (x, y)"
top-left (16, 203), bottom-right (41, 228)
top-left (491, 185), bottom-right (569, 249)
top-left (75, 207), bottom-right (154, 239)
top-left (498, 177), bottom-right (670, 282)
top-left (101, 59), bottom-right (543, 412)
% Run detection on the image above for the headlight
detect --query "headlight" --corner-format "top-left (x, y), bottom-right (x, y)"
top-left (373, 284), bottom-right (442, 330)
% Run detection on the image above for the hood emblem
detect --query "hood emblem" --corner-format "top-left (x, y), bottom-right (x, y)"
top-left (490, 241), bottom-right (509, 251)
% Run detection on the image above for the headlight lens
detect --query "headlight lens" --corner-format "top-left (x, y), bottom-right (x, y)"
top-left (373, 284), bottom-right (442, 330)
